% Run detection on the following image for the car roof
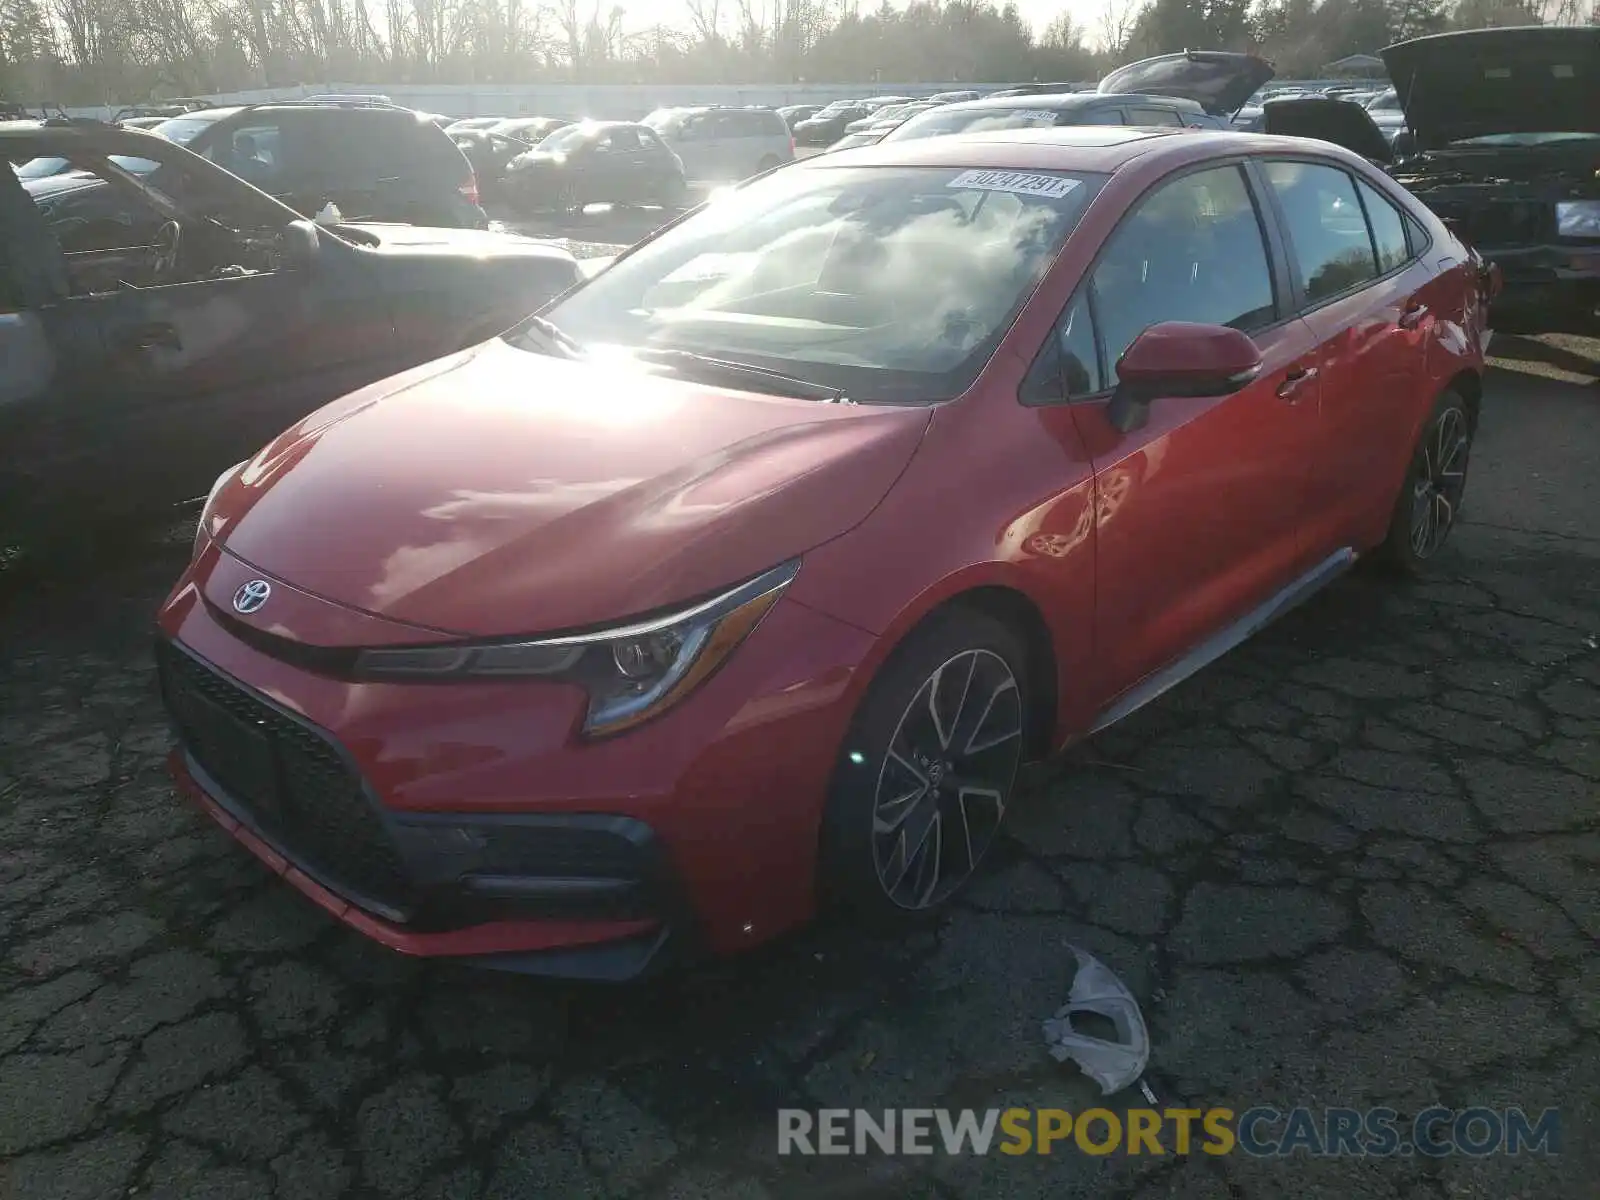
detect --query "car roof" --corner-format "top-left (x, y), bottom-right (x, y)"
top-left (805, 125), bottom-right (1371, 175)
top-left (0, 120), bottom-right (178, 156)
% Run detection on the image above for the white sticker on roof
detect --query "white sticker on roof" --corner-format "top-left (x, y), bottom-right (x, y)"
top-left (948, 169), bottom-right (1080, 199)
top-left (1011, 110), bottom-right (1062, 123)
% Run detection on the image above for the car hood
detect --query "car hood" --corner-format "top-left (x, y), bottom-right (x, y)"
top-left (340, 223), bottom-right (573, 262)
top-left (209, 338), bottom-right (931, 638)
top-left (1263, 97), bottom-right (1393, 164)
top-left (1097, 50), bottom-right (1276, 116)
top-left (1382, 27), bottom-right (1600, 149)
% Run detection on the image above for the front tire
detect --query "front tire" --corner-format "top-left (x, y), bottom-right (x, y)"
top-left (1379, 388), bottom-right (1475, 573)
top-left (819, 608), bottom-right (1029, 922)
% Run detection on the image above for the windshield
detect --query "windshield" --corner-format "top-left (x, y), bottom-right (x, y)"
top-left (1446, 131), bottom-right (1600, 148)
top-left (529, 164), bottom-right (1105, 403)
top-left (539, 125), bottom-right (594, 153)
top-left (148, 115), bottom-right (218, 146)
top-left (884, 106), bottom-right (1061, 143)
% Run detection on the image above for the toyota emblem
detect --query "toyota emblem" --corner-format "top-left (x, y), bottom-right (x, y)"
top-left (233, 579), bottom-right (271, 614)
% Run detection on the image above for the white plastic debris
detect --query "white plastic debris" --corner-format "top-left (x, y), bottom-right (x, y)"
top-left (313, 201), bottom-right (344, 226)
top-left (1042, 946), bottom-right (1150, 1096)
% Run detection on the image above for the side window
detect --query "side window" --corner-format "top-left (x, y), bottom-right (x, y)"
top-left (1021, 290), bottom-right (1104, 405)
top-left (638, 127), bottom-right (667, 151)
top-left (1262, 161), bottom-right (1378, 302)
top-left (1404, 212), bottom-right (1430, 256)
top-left (608, 127), bottom-right (642, 151)
top-left (1357, 180), bottom-right (1410, 274)
top-left (1091, 165), bottom-right (1276, 383)
top-left (208, 122), bottom-right (285, 187)
top-left (1128, 107), bottom-right (1182, 127)
top-left (1077, 108), bottom-right (1125, 125)
top-left (30, 161), bottom-right (168, 295)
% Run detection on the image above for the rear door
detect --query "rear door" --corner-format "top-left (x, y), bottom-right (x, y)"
top-left (1035, 162), bottom-right (1326, 709)
top-left (1255, 158), bottom-right (1434, 555)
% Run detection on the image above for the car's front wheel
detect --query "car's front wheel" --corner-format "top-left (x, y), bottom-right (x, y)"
top-left (820, 608), bottom-right (1029, 921)
top-left (1380, 388), bottom-right (1475, 572)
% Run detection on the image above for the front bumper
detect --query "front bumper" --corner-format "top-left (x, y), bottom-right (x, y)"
top-left (1477, 245), bottom-right (1600, 322)
top-left (155, 550), bottom-right (877, 978)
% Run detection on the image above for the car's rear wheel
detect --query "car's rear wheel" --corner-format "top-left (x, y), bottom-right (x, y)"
top-left (1379, 388), bottom-right (1475, 573)
top-left (819, 608), bottom-right (1029, 922)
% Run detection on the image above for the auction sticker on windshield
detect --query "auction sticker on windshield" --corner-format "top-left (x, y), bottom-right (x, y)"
top-left (1011, 111), bottom-right (1063, 124)
top-left (948, 170), bottom-right (1080, 199)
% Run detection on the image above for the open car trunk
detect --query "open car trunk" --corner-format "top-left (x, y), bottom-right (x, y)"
top-left (1262, 97), bottom-right (1394, 164)
top-left (1097, 50), bottom-right (1276, 117)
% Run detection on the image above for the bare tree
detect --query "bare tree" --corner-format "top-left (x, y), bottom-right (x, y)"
top-left (1096, 0), bottom-right (1138, 60)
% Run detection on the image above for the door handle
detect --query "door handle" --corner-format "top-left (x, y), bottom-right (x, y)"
top-left (1276, 365), bottom-right (1318, 400)
top-left (1399, 300), bottom-right (1430, 329)
top-left (116, 322), bottom-right (181, 353)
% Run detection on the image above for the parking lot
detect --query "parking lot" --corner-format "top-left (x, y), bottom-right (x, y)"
top-left (1, 290), bottom-right (1596, 1199)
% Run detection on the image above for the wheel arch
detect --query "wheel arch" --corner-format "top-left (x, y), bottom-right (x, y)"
top-left (846, 581), bottom-right (1062, 763)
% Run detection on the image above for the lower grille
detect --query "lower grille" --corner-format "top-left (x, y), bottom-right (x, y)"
top-left (157, 640), bottom-right (415, 917)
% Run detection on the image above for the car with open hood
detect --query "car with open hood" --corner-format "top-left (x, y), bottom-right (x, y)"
top-left (0, 120), bottom-right (581, 550)
top-left (1266, 27), bottom-right (1600, 330)
top-left (157, 125), bottom-right (1490, 979)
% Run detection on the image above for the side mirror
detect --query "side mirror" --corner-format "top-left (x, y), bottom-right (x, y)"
top-left (278, 220), bottom-right (320, 272)
top-left (1105, 322), bottom-right (1264, 433)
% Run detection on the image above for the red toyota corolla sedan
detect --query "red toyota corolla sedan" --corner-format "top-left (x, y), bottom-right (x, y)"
top-left (157, 127), bottom-right (1493, 979)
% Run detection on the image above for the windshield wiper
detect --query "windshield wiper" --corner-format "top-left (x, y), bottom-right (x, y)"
top-left (519, 314), bottom-right (585, 359)
top-left (632, 347), bottom-right (851, 402)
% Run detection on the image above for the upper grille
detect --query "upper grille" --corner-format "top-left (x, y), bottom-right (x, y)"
top-left (157, 640), bottom-right (415, 917)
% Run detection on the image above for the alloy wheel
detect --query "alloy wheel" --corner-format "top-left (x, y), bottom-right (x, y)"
top-left (870, 649), bottom-right (1023, 910)
top-left (1409, 405), bottom-right (1471, 559)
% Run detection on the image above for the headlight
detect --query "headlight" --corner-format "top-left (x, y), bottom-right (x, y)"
top-left (193, 460), bottom-right (246, 557)
top-left (1556, 200), bottom-right (1600, 238)
top-left (354, 559), bottom-right (800, 735)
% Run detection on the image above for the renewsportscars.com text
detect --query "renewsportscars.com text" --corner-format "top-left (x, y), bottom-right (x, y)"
top-left (777, 1106), bottom-right (1561, 1158)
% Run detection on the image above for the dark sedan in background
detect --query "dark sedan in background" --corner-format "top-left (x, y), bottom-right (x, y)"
top-left (0, 121), bottom-right (580, 551)
top-left (501, 120), bottom-right (687, 213)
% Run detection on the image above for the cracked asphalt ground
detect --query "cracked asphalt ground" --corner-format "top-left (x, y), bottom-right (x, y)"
top-left (1, 330), bottom-right (1597, 1200)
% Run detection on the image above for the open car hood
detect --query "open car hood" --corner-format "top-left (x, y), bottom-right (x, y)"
top-left (1382, 26), bottom-right (1600, 150)
top-left (1263, 97), bottom-right (1393, 164)
top-left (1097, 51), bottom-right (1276, 117)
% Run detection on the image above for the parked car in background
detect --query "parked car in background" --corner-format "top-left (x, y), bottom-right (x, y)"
top-left (842, 102), bottom-right (920, 135)
top-left (793, 103), bottom-right (872, 145)
top-left (491, 116), bottom-right (571, 144)
top-left (928, 90), bottom-right (983, 103)
top-left (40, 101), bottom-right (490, 228)
top-left (156, 124), bottom-right (1490, 979)
top-left (502, 120), bottom-right (686, 212)
top-left (828, 102), bottom-right (944, 151)
top-left (641, 105), bottom-right (794, 181)
top-left (0, 121), bottom-right (580, 550)
top-left (446, 117), bottom-right (505, 133)
top-left (1271, 26), bottom-right (1600, 332)
top-left (1364, 88), bottom-right (1408, 144)
top-left (986, 82), bottom-right (1083, 98)
top-left (777, 104), bottom-right (822, 130)
top-left (881, 90), bottom-right (1221, 144)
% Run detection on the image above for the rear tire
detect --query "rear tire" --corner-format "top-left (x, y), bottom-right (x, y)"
top-left (818, 608), bottom-right (1030, 925)
top-left (1378, 387), bottom-right (1475, 574)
